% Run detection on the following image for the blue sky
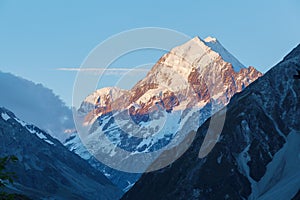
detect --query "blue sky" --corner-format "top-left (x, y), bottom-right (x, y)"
top-left (0, 0), bottom-right (299, 106)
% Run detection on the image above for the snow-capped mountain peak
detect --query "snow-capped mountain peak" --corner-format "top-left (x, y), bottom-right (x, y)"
top-left (167, 36), bottom-right (216, 67)
top-left (204, 36), bottom-right (217, 43)
top-left (162, 35), bottom-right (246, 74)
top-left (203, 36), bottom-right (246, 71)
top-left (66, 36), bottom-right (262, 190)
top-left (80, 87), bottom-right (127, 112)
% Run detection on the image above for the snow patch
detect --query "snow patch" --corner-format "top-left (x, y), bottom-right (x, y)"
top-left (44, 140), bottom-right (55, 145)
top-left (14, 118), bottom-right (27, 126)
top-left (124, 181), bottom-right (135, 192)
top-left (25, 125), bottom-right (55, 146)
top-left (217, 152), bottom-right (223, 164)
top-left (249, 131), bottom-right (300, 200)
top-left (204, 36), bottom-right (217, 43)
top-left (1, 113), bottom-right (10, 121)
top-left (36, 131), bottom-right (47, 140)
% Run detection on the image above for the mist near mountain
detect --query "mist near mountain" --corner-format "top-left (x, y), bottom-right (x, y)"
top-left (0, 71), bottom-right (74, 141)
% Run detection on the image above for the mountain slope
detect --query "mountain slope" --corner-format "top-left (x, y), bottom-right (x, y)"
top-left (122, 45), bottom-right (300, 200)
top-left (0, 107), bottom-right (122, 200)
top-left (67, 36), bottom-right (262, 191)
top-left (203, 36), bottom-right (245, 71)
top-left (0, 71), bottom-right (74, 141)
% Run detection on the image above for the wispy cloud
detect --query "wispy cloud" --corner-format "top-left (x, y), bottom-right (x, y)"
top-left (56, 67), bottom-right (150, 75)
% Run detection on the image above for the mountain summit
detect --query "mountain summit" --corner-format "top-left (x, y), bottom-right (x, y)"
top-left (203, 36), bottom-right (246, 71)
top-left (66, 36), bottom-right (262, 190)
top-left (78, 36), bottom-right (261, 125)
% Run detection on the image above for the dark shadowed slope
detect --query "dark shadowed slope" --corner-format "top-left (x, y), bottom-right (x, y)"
top-left (0, 107), bottom-right (122, 200)
top-left (122, 45), bottom-right (300, 200)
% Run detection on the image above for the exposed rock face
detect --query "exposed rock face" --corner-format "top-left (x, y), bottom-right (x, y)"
top-left (66, 36), bottom-right (262, 191)
top-left (122, 44), bottom-right (300, 200)
top-left (0, 107), bottom-right (122, 200)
